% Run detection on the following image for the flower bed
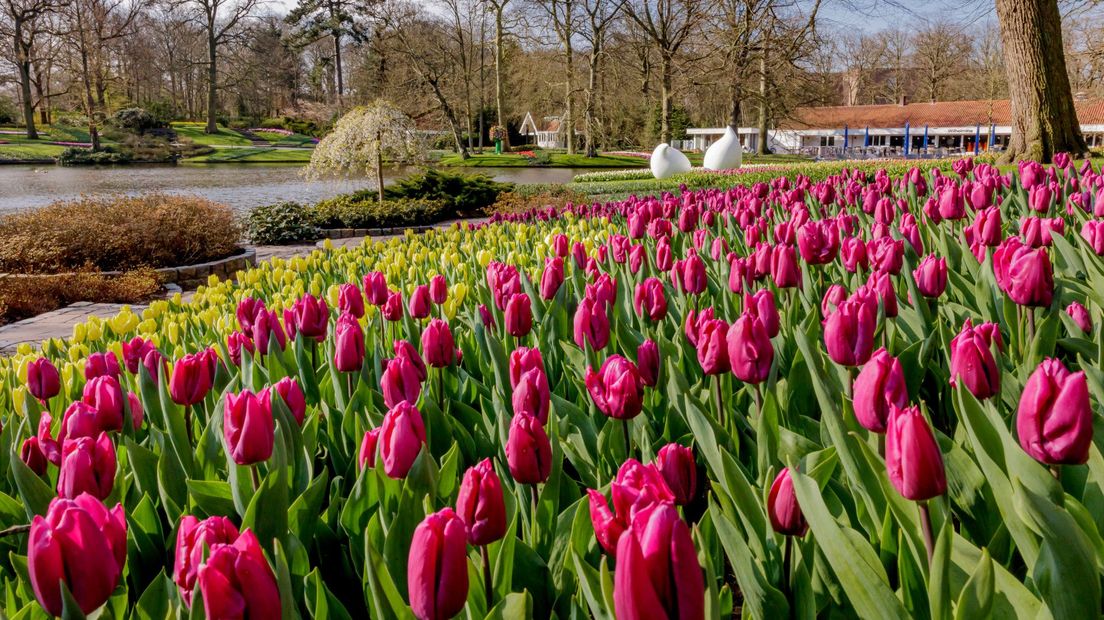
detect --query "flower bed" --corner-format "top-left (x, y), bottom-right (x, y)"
top-left (2, 156), bottom-right (1104, 619)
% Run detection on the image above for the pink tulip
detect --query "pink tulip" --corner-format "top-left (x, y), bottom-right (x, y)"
top-left (727, 312), bottom-right (773, 384)
top-left (223, 390), bottom-right (274, 466)
top-left (504, 293), bottom-right (533, 338)
top-left (636, 339), bottom-right (660, 388)
top-left (1067, 301), bottom-right (1093, 334)
top-left (358, 428), bottom-right (380, 469)
top-left (421, 319), bottom-right (459, 368)
top-left (506, 413), bottom-right (551, 484)
top-left (823, 298), bottom-right (877, 366)
top-left (613, 503), bottom-right (705, 620)
top-left (633, 277), bottom-right (668, 322)
top-left (1016, 359), bottom-right (1092, 465)
top-left (84, 351), bottom-right (120, 381)
top-left (174, 515), bottom-right (240, 605)
top-left (338, 283), bottom-right (365, 318)
top-left (767, 468), bottom-right (807, 536)
top-left (333, 312), bottom-right (366, 372)
top-left (586, 355), bottom-right (646, 420)
top-left (512, 367), bottom-right (550, 425)
top-left (408, 508), bottom-right (469, 620)
top-left (456, 459), bottom-right (507, 546)
top-left (885, 406), bottom-right (946, 501)
top-left (380, 401), bottom-right (426, 478)
top-left (655, 443), bottom-right (696, 506)
top-left (57, 433), bottom-right (116, 500)
top-left (913, 255), bottom-right (947, 298)
top-left (197, 530), bottom-right (281, 620)
top-left (429, 274), bottom-right (449, 304)
top-left (381, 354), bottom-right (423, 409)
top-left (852, 348), bottom-right (908, 433)
top-left (540, 257), bottom-right (565, 300)
top-left (574, 296), bottom-right (610, 351)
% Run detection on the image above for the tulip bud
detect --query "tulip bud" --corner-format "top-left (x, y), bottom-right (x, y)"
top-left (456, 458), bottom-right (507, 546)
top-left (867, 271), bottom-right (898, 318)
top-left (1016, 359), bottom-right (1092, 465)
top-left (363, 271), bottom-right (388, 306)
top-left (852, 348), bottom-right (908, 433)
top-left (338, 283), bottom-right (365, 318)
top-left (294, 294), bottom-right (330, 341)
top-left (673, 255), bottom-right (707, 295)
top-left (629, 244), bottom-right (648, 274)
top-left (29, 494), bottom-right (126, 616)
top-left (223, 390), bottom-right (274, 466)
top-left (174, 515), bottom-right (240, 605)
top-left (797, 220), bottom-right (840, 264)
top-left (586, 355), bottom-right (646, 420)
top-left (359, 427), bottom-right (380, 469)
top-left (696, 318), bottom-right (731, 375)
top-left (614, 502), bottom-right (705, 620)
top-left (122, 337), bottom-right (156, 375)
top-left (57, 432), bottom-right (116, 500)
top-left (408, 508), bottom-right (469, 620)
top-left (226, 331), bottom-right (254, 366)
top-left (84, 351), bottom-right (120, 381)
top-left (655, 443), bottom-right (696, 506)
top-left (170, 352), bottom-right (213, 407)
top-left (1067, 301), bottom-right (1093, 334)
top-left (126, 392), bottom-right (144, 430)
top-left (949, 321), bottom-right (1001, 400)
top-left (636, 339), bottom-right (660, 388)
top-left (421, 319), bottom-right (459, 368)
top-left (57, 401), bottom-right (100, 446)
top-left (429, 274), bottom-right (449, 305)
top-left (236, 296), bottom-right (265, 336)
top-left (252, 310), bottom-right (286, 355)
top-left (509, 347), bottom-right (545, 389)
top-left (587, 489), bottom-right (627, 556)
top-left (840, 236), bottom-right (869, 273)
top-left (574, 296), bottom-right (610, 351)
top-left (1081, 220), bottom-right (1104, 255)
top-left (767, 468), bottom-right (808, 536)
top-left (993, 238), bottom-right (1054, 308)
top-left (27, 357), bottom-right (61, 402)
top-left (512, 366), bottom-right (550, 424)
top-left (382, 290), bottom-right (404, 321)
top-left (504, 293), bottom-right (533, 338)
top-left (506, 412), bottom-right (551, 484)
top-left (478, 303), bottom-right (496, 329)
top-left (260, 376), bottom-right (306, 426)
top-left (885, 406), bottom-right (947, 501)
top-left (913, 255), bottom-right (948, 298)
top-left (197, 530), bottom-right (281, 619)
top-left (381, 354), bottom-right (423, 409)
top-left (333, 313), bottom-right (366, 373)
top-left (633, 277), bottom-right (668, 322)
top-left (81, 375), bottom-right (124, 433)
top-left (727, 313), bottom-right (773, 384)
top-left (409, 285), bottom-right (432, 320)
top-left (770, 244), bottom-right (801, 289)
top-left (540, 257), bottom-right (565, 300)
top-left (745, 288), bottom-right (780, 337)
top-left (380, 401), bottom-right (426, 479)
top-left (823, 298), bottom-right (877, 367)
top-left (21, 431), bottom-right (48, 476)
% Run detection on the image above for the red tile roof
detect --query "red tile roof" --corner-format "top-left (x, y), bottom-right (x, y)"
top-left (779, 99), bottom-right (1104, 130)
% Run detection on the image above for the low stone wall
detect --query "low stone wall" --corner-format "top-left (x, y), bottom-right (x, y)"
top-left (320, 226), bottom-right (436, 239)
top-left (0, 248), bottom-right (257, 289)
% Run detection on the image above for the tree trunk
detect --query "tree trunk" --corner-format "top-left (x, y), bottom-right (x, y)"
top-left (34, 63), bottom-right (49, 125)
top-left (494, 4), bottom-right (508, 148)
top-left (728, 83), bottom-right (741, 130)
top-left (333, 30), bottom-right (344, 107)
top-left (659, 52), bottom-right (671, 144)
top-left (564, 32), bottom-right (574, 154)
top-left (757, 49), bottom-right (768, 155)
top-left (206, 31), bottom-right (218, 134)
top-left (79, 41), bottom-right (101, 151)
top-left (376, 128), bottom-right (384, 203)
top-left (584, 47), bottom-right (600, 158)
top-left (994, 0), bottom-right (1086, 162)
top-left (14, 21), bottom-right (38, 140)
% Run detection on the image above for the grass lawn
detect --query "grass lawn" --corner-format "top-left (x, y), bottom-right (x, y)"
top-left (181, 147), bottom-right (313, 163)
top-left (437, 152), bottom-right (650, 168)
top-left (0, 143), bottom-right (68, 160)
top-left (437, 150), bottom-right (813, 168)
top-left (171, 122), bottom-right (252, 147)
top-left (247, 130), bottom-right (317, 147)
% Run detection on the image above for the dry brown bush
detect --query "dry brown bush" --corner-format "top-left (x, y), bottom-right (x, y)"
top-left (0, 268), bottom-right (162, 324)
top-left (0, 193), bottom-right (241, 274)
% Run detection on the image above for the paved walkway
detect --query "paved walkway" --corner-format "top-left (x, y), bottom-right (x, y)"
top-left (0, 218), bottom-right (482, 354)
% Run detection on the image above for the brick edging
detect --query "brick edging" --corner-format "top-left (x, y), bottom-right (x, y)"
top-left (0, 248), bottom-right (258, 289)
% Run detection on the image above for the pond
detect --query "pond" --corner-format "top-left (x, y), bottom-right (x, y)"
top-left (0, 163), bottom-right (592, 212)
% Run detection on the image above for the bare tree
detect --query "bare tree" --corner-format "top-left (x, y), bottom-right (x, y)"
top-left (840, 33), bottom-right (885, 106)
top-left (483, 0), bottom-right (510, 142)
top-left (622, 0), bottom-right (704, 143)
top-left (173, 0), bottom-right (263, 133)
top-left (439, 0), bottom-right (479, 152)
top-left (285, 0), bottom-right (367, 107)
top-left (1, 0), bottom-right (62, 138)
top-left (578, 0), bottom-right (622, 156)
top-left (61, 0), bottom-right (144, 149)
top-left (528, 0), bottom-right (578, 153)
top-left (911, 21), bottom-right (971, 103)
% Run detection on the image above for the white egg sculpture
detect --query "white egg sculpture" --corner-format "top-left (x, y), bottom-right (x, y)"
top-left (703, 126), bottom-right (743, 170)
top-left (650, 143), bottom-right (692, 179)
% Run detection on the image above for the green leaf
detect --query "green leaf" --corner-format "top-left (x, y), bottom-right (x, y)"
top-left (9, 448), bottom-right (53, 518)
top-left (788, 471), bottom-right (908, 619)
top-left (953, 549), bottom-right (994, 620)
top-left (484, 591), bottom-right (532, 620)
top-left (928, 521), bottom-right (953, 620)
top-left (134, 571), bottom-right (170, 620)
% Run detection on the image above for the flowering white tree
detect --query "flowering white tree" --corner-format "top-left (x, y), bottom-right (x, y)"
top-left (304, 100), bottom-right (425, 202)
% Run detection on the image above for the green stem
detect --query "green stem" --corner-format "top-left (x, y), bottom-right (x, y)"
top-left (713, 374), bottom-right (726, 428)
top-left (251, 465), bottom-right (261, 492)
top-left (918, 501), bottom-right (934, 565)
top-left (482, 544), bottom-right (494, 610)
top-left (0, 523), bottom-right (30, 538)
top-left (184, 404), bottom-right (194, 445)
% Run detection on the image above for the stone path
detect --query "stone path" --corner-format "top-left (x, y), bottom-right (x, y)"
top-left (0, 218), bottom-right (483, 355)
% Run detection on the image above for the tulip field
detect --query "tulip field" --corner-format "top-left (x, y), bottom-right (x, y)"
top-left (4, 155), bottom-right (1104, 618)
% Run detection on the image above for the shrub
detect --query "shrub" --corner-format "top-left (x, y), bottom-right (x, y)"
top-left (384, 169), bottom-right (513, 214)
top-left (107, 108), bottom-right (163, 133)
top-left (0, 268), bottom-right (161, 325)
top-left (311, 196), bottom-right (445, 229)
top-left (0, 194), bottom-right (241, 274)
top-left (246, 202), bottom-right (320, 245)
top-left (58, 146), bottom-right (132, 165)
